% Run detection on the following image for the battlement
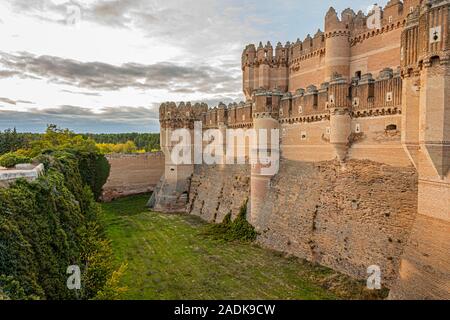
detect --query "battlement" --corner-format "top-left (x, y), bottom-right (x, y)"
top-left (242, 1), bottom-right (417, 69)
top-left (159, 101), bottom-right (208, 129)
top-left (159, 101), bottom-right (208, 120)
top-left (161, 64), bottom-right (404, 130)
top-left (241, 1), bottom-right (444, 99)
top-left (241, 41), bottom-right (291, 68)
top-left (160, 101), bottom-right (255, 129)
top-left (325, 1), bottom-right (417, 36)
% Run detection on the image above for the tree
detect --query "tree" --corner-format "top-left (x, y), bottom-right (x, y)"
top-left (0, 128), bottom-right (27, 155)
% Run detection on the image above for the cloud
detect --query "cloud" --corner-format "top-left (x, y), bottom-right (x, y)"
top-left (40, 104), bottom-right (159, 120)
top-left (0, 0), bottom-right (279, 133)
top-left (3, 0), bottom-right (265, 59)
top-left (0, 70), bottom-right (21, 78)
top-left (0, 97), bottom-right (17, 105)
top-left (0, 97), bottom-right (34, 105)
top-left (61, 89), bottom-right (101, 96)
top-left (0, 105), bottom-right (160, 133)
top-left (0, 51), bottom-right (241, 94)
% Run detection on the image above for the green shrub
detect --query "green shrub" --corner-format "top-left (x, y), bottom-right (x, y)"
top-left (201, 200), bottom-right (257, 242)
top-left (0, 275), bottom-right (34, 300)
top-left (34, 150), bottom-right (110, 201)
top-left (77, 152), bottom-right (110, 201)
top-left (0, 152), bottom-right (31, 168)
top-left (0, 152), bottom-right (122, 300)
top-left (0, 126), bottom-right (117, 300)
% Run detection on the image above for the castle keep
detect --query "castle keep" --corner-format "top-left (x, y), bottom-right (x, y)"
top-left (151, 0), bottom-right (450, 299)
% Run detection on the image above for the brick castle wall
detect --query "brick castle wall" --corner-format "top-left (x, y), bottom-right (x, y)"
top-left (102, 152), bottom-right (165, 201)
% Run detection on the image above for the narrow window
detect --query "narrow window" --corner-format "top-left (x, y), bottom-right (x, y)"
top-left (301, 131), bottom-right (307, 140)
top-left (329, 94), bottom-right (335, 104)
top-left (430, 26), bottom-right (442, 44)
top-left (386, 124), bottom-right (397, 131)
top-left (386, 92), bottom-right (393, 102)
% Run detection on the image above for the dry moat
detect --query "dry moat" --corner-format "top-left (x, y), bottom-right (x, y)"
top-left (102, 194), bottom-right (387, 300)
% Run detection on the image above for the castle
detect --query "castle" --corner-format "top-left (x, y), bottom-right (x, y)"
top-left (150, 0), bottom-right (449, 299)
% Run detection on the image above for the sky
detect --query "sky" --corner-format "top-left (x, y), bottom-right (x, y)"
top-left (0, 0), bottom-right (388, 133)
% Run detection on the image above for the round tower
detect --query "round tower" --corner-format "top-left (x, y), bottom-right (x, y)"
top-left (328, 76), bottom-right (351, 161)
top-left (249, 90), bottom-right (281, 229)
top-left (324, 7), bottom-right (352, 82)
top-left (242, 44), bottom-right (256, 101)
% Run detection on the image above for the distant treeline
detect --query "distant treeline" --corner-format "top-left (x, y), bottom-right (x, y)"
top-left (0, 129), bottom-right (160, 155)
top-left (82, 133), bottom-right (160, 152)
top-left (0, 129), bottom-right (40, 155)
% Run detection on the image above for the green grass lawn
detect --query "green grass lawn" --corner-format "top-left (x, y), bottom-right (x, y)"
top-left (101, 194), bottom-right (387, 300)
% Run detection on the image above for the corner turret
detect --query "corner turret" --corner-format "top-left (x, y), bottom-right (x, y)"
top-left (324, 7), bottom-right (351, 82)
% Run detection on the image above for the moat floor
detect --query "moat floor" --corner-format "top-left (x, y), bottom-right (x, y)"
top-left (102, 194), bottom-right (385, 300)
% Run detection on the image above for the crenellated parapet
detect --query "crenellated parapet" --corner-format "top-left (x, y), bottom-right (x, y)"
top-left (350, 68), bottom-right (403, 117)
top-left (289, 31), bottom-right (326, 63)
top-left (159, 102), bottom-right (208, 129)
top-left (200, 101), bottom-right (252, 129)
top-left (242, 41), bottom-right (291, 68)
top-left (325, 7), bottom-right (353, 34)
top-left (242, 41), bottom-right (290, 100)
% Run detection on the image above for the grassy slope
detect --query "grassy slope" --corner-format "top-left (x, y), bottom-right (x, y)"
top-left (102, 194), bottom-right (386, 300)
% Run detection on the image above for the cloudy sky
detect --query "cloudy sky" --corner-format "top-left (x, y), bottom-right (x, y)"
top-left (0, 0), bottom-right (386, 133)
